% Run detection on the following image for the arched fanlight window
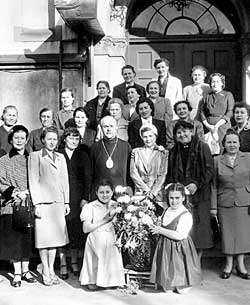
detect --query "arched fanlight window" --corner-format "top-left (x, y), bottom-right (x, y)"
top-left (131, 0), bottom-right (235, 36)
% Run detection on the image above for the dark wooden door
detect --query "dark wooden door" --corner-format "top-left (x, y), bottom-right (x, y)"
top-left (127, 38), bottom-right (241, 100)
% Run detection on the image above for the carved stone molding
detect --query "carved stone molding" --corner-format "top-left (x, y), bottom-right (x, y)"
top-left (94, 36), bottom-right (128, 58)
top-left (110, 0), bottom-right (127, 27)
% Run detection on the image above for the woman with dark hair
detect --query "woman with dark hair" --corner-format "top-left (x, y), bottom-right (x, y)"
top-left (146, 80), bottom-right (173, 125)
top-left (211, 129), bottom-right (250, 279)
top-left (232, 102), bottom-right (250, 152)
top-left (128, 98), bottom-right (166, 148)
top-left (79, 179), bottom-right (124, 290)
top-left (57, 127), bottom-right (91, 279)
top-left (183, 65), bottom-right (210, 120)
top-left (166, 120), bottom-right (214, 259)
top-left (29, 126), bottom-right (70, 286)
top-left (166, 100), bottom-right (204, 150)
top-left (122, 85), bottom-right (141, 122)
top-left (85, 80), bottom-right (111, 130)
top-left (0, 125), bottom-right (36, 287)
top-left (198, 73), bottom-right (235, 152)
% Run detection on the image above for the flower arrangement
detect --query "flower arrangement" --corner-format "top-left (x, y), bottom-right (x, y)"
top-left (113, 186), bottom-right (160, 271)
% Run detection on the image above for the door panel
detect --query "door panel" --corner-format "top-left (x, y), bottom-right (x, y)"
top-left (128, 39), bottom-right (240, 99)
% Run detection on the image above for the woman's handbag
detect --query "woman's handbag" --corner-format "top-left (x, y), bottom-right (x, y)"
top-left (210, 215), bottom-right (221, 243)
top-left (12, 195), bottom-right (34, 231)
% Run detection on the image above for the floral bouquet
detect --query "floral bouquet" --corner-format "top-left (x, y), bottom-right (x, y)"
top-left (113, 186), bottom-right (160, 271)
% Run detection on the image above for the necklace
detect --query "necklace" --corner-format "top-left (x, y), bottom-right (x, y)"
top-left (102, 138), bottom-right (118, 169)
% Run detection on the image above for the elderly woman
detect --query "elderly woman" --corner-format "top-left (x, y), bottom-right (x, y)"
top-left (29, 126), bottom-right (70, 286)
top-left (166, 100), bottom-right (204, 150)
top-left (232, 102), bottom-right (250, 152)
top-left (128, 98), bottom-right (166, 149)
top-left (146, 80), bottom-right (173, 125)
top-left (211, 129), bottom-right (250, 279)
top-left (58, 127), bottom-right (91, 279)
top-left (183, 65), bottom-right (210, 120)
top-left (0, 105), bottom-right (18, 153)
top-left (166, 120), bottom-right (214, 259)
top-left (198, 73), bottom-right (235, 152)
top-left (122, 86), bottom-right (140, 122)
top-left (27, 108), bottom-right (54, 152)
top-left (0, 125), bottom-right (36, 287)
top-left (85, 81), bottom-right (111, 131)
top-left (130, 124), bottom-right (168, 202)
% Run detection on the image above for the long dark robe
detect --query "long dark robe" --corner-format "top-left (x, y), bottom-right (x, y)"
top-left (90, 137), bottom-right (132, 199)
top-left (166, 135), bottom-right (214, 249)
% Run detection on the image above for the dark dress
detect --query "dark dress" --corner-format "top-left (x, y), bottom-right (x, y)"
top-left (84, 96), bottom-right (111, 130)
top-left (90, 137), bottom-right (132, 199)
top-left (233, 125), bottom-right (250, 152)
top-left (150, 210), bottom-right (201, 289)
top-left (166, 136), bottom-right (214, 249)
top-left (0, 149), bottom-right (33, 260)
top-left (128, 118), bottom-right (166, 149)
top-left (59, 145), bottom-right (91, 249)
top-left (198, 90), bottom-right (234, 151)
top-left (0, 125), bottom-right (12, 153)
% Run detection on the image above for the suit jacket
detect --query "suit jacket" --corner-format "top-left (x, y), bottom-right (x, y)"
top-left (27, 128), bottom-right (44, 152)
top-left (122, 104), bottom-right (139, 122)
top-left (130, 146), bottom-right (168, 200)
top-left (211, 152), bottom-right (250, 209)
top-left (128, 118), bottom-right (166, 149)
top-left (28, 148), bottom-right (69, 205)
top-left (112, 82), bottom-right (146, 105)
top-left (152, 96), bottom-right (173, 124)
top-left (84, 95), bottom-right (111, 130)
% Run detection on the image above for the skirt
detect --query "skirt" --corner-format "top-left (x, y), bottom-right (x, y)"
top-left (0, 214), bottom-right (33, 260)
top-left (218, 206), bottom-right (250, 254)
top-left (35, 202), bottom-right (69, 249)
top-left (150, 236), bottom-right (201, 290)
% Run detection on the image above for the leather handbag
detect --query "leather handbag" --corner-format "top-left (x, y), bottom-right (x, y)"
top-left (12, 195), bottom-right (34, 231)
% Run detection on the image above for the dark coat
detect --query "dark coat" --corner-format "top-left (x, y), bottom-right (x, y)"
top-left (84, 95), bottom-right (111, 130)
top-left (27, 127), bottom-right (44, 152)
top-left (166, 136), bottom-right (214, 249)
top-left (128, 118), bottom-right (166, 149)
top-left (112, 82), bottom-right (146, 105)
top-left (59, 144), bottom-right (92, 219)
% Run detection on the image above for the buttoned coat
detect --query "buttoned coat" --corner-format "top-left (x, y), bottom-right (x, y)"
top-left (28, 148), bottom-right (69, 205)
top-left (130, 147), bottom-right (168, 200)
top-left (211, 152), bottom-right (250, 209)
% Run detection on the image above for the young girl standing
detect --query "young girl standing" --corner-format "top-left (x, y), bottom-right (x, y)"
top-left (79, 180), bottom-right (125, 290)
top-left (150, 183), bottom-right (201, 293)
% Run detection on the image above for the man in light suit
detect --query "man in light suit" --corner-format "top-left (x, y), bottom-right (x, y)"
top-left (113, 65), bottom-right (146, 105)
top-left (154, 58), bottom-right (182, 118)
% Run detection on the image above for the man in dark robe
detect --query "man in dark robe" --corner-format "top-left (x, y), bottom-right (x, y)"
top-left (90, 116), bottom-right (132, 199)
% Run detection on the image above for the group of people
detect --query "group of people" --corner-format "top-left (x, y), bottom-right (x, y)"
top-left (0, 57), bottom-right (250, 294)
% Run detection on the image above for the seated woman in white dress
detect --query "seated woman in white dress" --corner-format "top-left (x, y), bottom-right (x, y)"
top-left (79, 179), bottom-right (125, 290)
top-left (130, 124), bottom-right (168, 203)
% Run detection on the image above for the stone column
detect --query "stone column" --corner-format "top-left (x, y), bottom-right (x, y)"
top-left (241, 33), bottom-right (250, 104)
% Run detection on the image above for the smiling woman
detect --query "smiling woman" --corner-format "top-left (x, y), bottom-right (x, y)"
top-left (166, 120), bottom-right (214, 259)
